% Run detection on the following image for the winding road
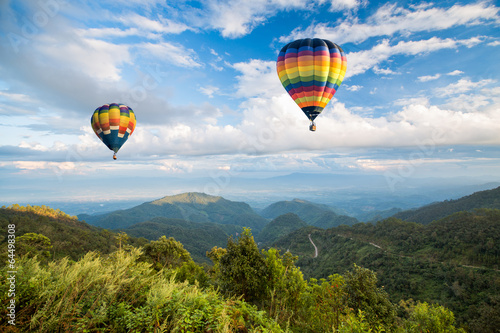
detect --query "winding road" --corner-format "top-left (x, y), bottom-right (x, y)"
top-left (308, 234), bottom-right (318, 258)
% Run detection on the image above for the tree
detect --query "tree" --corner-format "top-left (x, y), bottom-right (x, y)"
top-left (115, 231), bottom-right (129, 251)
top-left (404, 301), bottom-right (465, 332)
top-left (141, 236), bottom-right (192, 270)
top-left (17, 232), bottom-right (52, 260)
top-left (344, 264), bottom-right (396, 329)
top-left (263, 248), bottom-right (306, 325)
top-left (216, 228), bottom-right (268, 304)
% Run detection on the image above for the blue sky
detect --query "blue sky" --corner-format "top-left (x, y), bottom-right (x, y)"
top-left (0, 0), bottom-right (499, 204)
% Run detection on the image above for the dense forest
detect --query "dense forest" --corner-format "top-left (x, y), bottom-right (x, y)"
top-left (0, 203), bottom-right (498, 332)
top-left (271, 209), bottom-right (500, 332)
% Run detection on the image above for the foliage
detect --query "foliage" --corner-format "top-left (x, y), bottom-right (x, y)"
top-left (125, 217), bottom-right (242, 264)
top-left (344, 264), bottom-right (396, 328)
top-left (0, 249), bottom-right (283, 332)
top-left (273, 209), bottom-right (500, 332)
top-left (400, 300), bottom-right (466, 333)
top-left (0, 206), bottom-right (148, 262)
top-left (16, 232), bottom-right (52, 261)
top-left (141, 235), bottom-right (192, 270)
top-left (2, 204), bottom-right (77, 220)
top-left (215, 228), bottom-right (269, 304)
top-left (0, 203), bottom-right (486, 332)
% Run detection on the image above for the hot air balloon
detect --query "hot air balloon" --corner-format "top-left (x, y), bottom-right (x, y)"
top-left (277, 38), bottom-right (347, 131)
top-left (91, 103), bottom-right (136, 160)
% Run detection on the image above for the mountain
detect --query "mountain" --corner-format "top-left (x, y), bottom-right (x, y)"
top-left (356, 207), bottom-right (403, 222)
top-left (256, 213), bottom-right (308, 244)
top-left (272, 208), bottom-right (500, 330)
top-left (311, 211), bottom-right (358, 228)
top-left (124, 217), bottom-right (243, 264)
top-left (392, 186), bottom-right (500, 224)
top-left (260, 198), bottom-right (345, 220)
top-left (0, 205), bottom-right (147, 261)
top-left (79, 192), bottom-right (268, 232)
top-left (259, 198), bottom-right (357, 228)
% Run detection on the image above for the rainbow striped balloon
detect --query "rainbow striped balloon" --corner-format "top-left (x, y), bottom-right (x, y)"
top-left (277, 38), bottom-right (347, 125)
top-left (91, 103), bottom-right (136, 158)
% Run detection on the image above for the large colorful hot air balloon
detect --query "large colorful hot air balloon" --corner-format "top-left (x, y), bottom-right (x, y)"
top-left (277, 38), bottom-right (347, 131)
top-left (91, 103), bottom-right (136, 160)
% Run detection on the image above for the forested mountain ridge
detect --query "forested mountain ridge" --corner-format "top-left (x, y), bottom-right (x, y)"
top-left (0, 203), bottom-right (494, 332)
top-left (124, 217), bottom-right (243, 264)
top-left (392, 185), bottom-right (500, 224)
top-left (0, 205), bottom-right (148, 261)
top-left (260, 198), bottom-right (342, 219)
top-left (272, 208), bottom-right (500, 331)
top-left (259, 198), bottom-right (358, 228)
top-left (256, 213), bottom-right (308, 244)
top-left (79, 192), bottom-right (268, 232)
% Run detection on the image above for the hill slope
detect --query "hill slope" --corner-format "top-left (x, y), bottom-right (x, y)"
top-left (0, 205), bottom-right (147, 261)
top-left (272, 209), bottom-right (500, 330)
top-left (256, 213), bottom-right (308, 244)
top-left (260, 198), bottom-right (358, 228)
top-left (392, 186), bottom-right (500, 224)
top-left (124, 217), bottom-right (242, 264)
top-left (79, 192), bottom-right (268, 232)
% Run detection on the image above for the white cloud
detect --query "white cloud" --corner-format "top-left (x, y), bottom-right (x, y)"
top-left (347, 37), bottom-right (484, 78)
top-left (284, 2), bottom-right (499, 44)
top-left (13, 161), bottom-right (76, 171)
top-left (447, 70), bottom-right (464, 76)
top-left (393, 97), bottom-right (430, 107)
top-left (138, 42), bottom-right (202, 68)
top-left (199, 86), bottom-right (220, 98)
top-left (373, 66), bottom-right (399, 75)
top-left (232, 59), bottom-right (281, 98)
top-left (418, 74), bottom-right (441, 82)
top-left (205, 0), bottom-right (310, 38)
top-left (0, 91), bottom-right (35, 103)
top-left (436, 78), bottom-right (496, 97)
top-left (327, 0), bottom-right (364, 12)
top-left (123, 13), bottom-right (192, 35)
top-left (345, 85), bottom-right (363, 91)
top-left (36, 35), bottom-right (131, 81)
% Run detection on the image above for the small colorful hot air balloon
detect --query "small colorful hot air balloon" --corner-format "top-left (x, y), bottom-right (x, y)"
top-left (277, 38), bottom-right (347, 131)
top-left (91, 103), bottom-right (136, 159)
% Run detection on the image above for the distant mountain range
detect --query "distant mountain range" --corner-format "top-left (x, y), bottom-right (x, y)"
top-left (78, 186), bottom-right (500, 246)
top-left (6, 185), bottom-right (499, 331)
top-left (393, 185), bottom-right (500, 224)
top-left (79, 192), bottom-right (268, 231)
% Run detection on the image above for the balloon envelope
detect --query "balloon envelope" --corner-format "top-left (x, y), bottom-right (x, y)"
top-left (277, 38), bottom-right (347, 122)
top-left (91, 103), bottom-right (136, 155)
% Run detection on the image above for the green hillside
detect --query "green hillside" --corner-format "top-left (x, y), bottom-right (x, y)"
top-left (79, 192), bottom-right (268, 232)
top-left (392, 186), bottom-right (500, 224)
top-left (256, 213), bottom-right (308, 244)
top-left (0, 205), bottom-right (148, 261)
top-left (0, 204), bottom-right (481, 332)
top-left (272, 209), bottom-right (500, 331)
top-left (124, 217), bottom-right (243, 263)
top-left (260, 199), bottom-right (336, 220)
top-left (260, 198), bottom-right (358, 228)
top-left (311, 211), bottom-right (358, 228)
